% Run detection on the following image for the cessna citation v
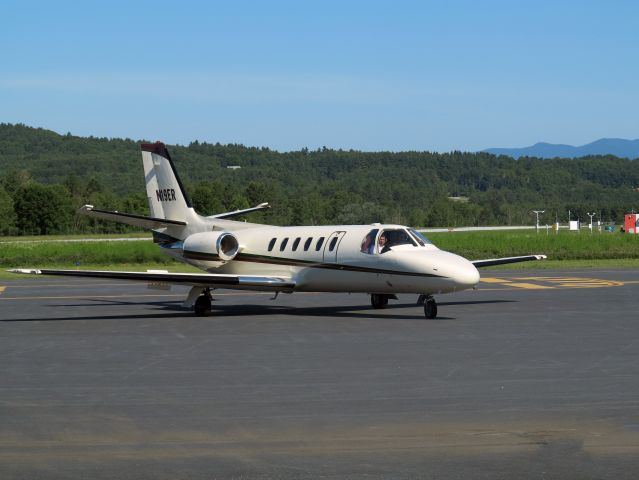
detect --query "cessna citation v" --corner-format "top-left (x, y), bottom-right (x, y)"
top-left (11, 142), bottom-right (545, 318)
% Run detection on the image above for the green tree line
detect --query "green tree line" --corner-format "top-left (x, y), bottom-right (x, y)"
top-left (1, 123), bottom-right (638, 235)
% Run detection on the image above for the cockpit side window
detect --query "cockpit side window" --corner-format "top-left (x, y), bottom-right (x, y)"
top-left (378, 229), bottom-right (417, 253)
top-left (360, 229), bottom-right (379, 255)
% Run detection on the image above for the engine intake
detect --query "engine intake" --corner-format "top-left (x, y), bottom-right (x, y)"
top-left (183, 231), bottom-right (240, 262)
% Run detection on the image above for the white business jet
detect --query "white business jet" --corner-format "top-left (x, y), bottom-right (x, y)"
top-left (11, 142), bottom-right (545, 318)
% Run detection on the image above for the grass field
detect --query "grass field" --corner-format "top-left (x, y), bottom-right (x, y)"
top-left (427, 230), bottom-right (639, 261)
top-left (1, 230), bottom-right (638, 280)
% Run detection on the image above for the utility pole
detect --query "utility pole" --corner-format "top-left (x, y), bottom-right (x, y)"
top-left (533, 210), bottom-right (545, 233)
top-left (587, 212), bottom-right (596, 233)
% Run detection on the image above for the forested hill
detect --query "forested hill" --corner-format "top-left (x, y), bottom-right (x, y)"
top-left (1, 123), bottom-right (638, 235)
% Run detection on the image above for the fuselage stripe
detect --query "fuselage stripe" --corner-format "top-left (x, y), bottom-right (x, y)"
top-left (237, 253), bottom-right (442, 276)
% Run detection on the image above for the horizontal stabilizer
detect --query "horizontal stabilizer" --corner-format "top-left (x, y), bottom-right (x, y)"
top-left (472, 254), bottom-right (547, 268)
top-left (8, 268), bottom-right (295, 292)
top-left (208, 203), bottom-right (270, 219)
top-left (79, 205), bottom-right (187, 230)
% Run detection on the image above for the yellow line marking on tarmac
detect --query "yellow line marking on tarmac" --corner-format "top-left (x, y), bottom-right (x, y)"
top-left (505, 282), bottom-right (553, 289)
top-left (481, 276), bottom-right (627, 290)
top-left (0, 286), bottom-right (5, 295)
top-left (481, 277), bottom-right (551, 289)
top-left (479, 287), bottom-right (522, 291)
top-left (519, 276), bottom-right (587, 282)
top-left (482, 277), bottom-right (552, 289)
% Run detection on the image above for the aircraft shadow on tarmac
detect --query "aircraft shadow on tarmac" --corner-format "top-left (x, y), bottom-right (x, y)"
top-left (2, 299), bottom-right (516, 322)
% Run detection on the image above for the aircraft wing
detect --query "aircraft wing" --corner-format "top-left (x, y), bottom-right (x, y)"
top-left (78, 205), bottom-right (187, 230)
top-left (471, 255), bottom-right (547, 268)
top-left (9, 269), bottom-right (295, 292)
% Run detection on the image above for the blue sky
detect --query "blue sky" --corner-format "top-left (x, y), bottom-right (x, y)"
top-left (1, 0), bottom-right (637, 152)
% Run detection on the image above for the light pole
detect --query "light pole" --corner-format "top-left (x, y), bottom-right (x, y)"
top-left (533, 210), bottom-right (545, 233)
top-left (587, 212), bottom-right (596, 233)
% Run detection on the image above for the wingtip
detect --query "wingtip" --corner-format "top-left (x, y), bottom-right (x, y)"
top-left (78, 204), bottom-right (94, 214)
top-left (8, 268), bottom-right (42, 275)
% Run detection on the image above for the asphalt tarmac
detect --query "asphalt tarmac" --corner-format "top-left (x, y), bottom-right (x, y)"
top-left (1, 269), bottom-right (639, 479)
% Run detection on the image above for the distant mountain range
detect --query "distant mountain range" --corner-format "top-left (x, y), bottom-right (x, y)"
top-left (483, 138), bottom-right (639, 159)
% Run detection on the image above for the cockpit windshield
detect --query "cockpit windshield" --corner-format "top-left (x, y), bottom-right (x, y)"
top-left (408, 228), bottom-right (433, 246)
top-left (361, 228), bottom-right (432, 255)
top-left (381, 229), bottom-right (417, 251)
top-left (376, 229), bottom-right (417, 254)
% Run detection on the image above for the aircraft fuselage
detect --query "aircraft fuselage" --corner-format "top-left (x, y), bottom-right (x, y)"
top-left (159, 223), bottom-right (481, 295)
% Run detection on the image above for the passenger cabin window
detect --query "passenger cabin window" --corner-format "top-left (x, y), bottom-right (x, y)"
top-left (304, 237), bottom-right (312, 251)
top-left (268, 238), bottom-right (276, 252)
top-left (292, 237), bottom-right (301, 251)
top-left (280, 238), bottom-right (289, 251)
top-left (360, 229), bottom-right (379, 255)
top-left (328, 236), bottom-right (338, 251)
top-left (315, 237), bottom-right (325, 251)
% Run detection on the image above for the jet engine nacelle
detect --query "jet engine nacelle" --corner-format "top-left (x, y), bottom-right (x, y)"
top-left (183, 231), bottom-right (240, 262)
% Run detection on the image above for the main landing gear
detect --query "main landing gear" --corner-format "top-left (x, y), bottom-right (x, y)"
top-left (193, 288), bottom-right (212, 317)
top-left (370, 293), bottom-right (389, 309)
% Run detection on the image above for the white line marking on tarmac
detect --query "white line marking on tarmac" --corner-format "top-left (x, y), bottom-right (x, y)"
top-left (6, 282), bottom-right (157, 289)
top-left (0, 291), bottom-right (313, 301)
top-left (0, 294), bottom-right (188, 301)
top-left (0, 237), bottom-right (152, 244)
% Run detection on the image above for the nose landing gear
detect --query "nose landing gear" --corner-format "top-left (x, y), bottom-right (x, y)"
top-left (417, 294), bottom-right (437, 318)
top-left (423, 296), bottom-right (437, 319)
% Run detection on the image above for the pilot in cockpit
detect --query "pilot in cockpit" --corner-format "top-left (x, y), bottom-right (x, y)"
top-left (378, 233), bottom-right (389, 254)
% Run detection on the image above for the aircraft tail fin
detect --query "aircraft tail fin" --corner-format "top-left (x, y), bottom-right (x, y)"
top-left (141, 142), bottom-right (196, 222)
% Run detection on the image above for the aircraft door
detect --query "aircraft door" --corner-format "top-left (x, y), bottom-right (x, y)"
top-left (322, 231), bottom-right (346, 263)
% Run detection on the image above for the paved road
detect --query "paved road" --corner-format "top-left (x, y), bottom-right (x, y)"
top-left (1, 269), bottom-right (638, 479)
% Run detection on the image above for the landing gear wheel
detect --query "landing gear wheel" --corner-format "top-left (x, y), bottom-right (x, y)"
top-left (371, 294), bottom-right (389, 309)
top-left (194, 294), bottom-right (212, 317)
top-left (423, 297), bottom-right (437, 319)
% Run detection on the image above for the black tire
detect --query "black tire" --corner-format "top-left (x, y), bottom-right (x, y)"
top-left (371, 294), bottom-right (389, 309)
top-left (194, 294), bottom-right (212, 317)
top-left (424, 298), bottom-right (437, 319)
